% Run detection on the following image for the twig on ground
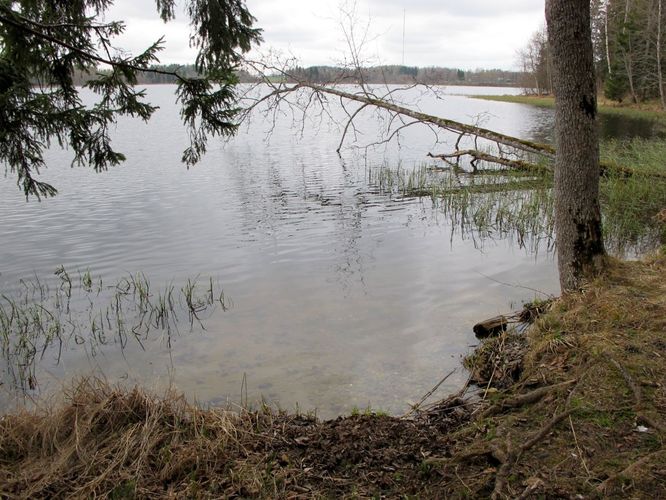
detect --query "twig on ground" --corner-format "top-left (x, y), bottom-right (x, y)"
top-left (605, 354), bottom-right (641, 406)
top-left (596, 449), bottom-right (666, 493)
top-left (605, 353), bottom-right (666, 434)
top-left (404, 368), bottom-right (457, 416)
top-left (569, 415), bottom-right (591, 478)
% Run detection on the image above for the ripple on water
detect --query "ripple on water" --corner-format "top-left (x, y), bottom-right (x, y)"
top-left (0, 85), bottom-right (561, 417)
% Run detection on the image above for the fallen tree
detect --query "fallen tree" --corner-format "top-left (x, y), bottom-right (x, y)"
top-left (239, 62), bottom-right (662, 179)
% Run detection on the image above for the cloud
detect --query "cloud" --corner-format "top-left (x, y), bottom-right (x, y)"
top-left (101, 0), bottom-right (545, 70)
top-left (365, 0), bottom-right (541, 18)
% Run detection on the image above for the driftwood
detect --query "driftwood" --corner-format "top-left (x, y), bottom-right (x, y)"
top-left (473, 299), bottom-right (554, 339)
top-left (473, 316), bottom-right (508, 338)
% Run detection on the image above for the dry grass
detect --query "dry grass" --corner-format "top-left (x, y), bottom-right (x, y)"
top-left (0, 379), bottom-right (266, 498)
top-left (0, 379), bottom-right (469, 498)
top-left (474, 94), bottom-right (666, 123)
top-left (440, 250), bottom-right (666, 498)
top-left (1, 252), bottom-right (665, 498)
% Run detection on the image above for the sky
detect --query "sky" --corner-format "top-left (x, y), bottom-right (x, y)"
top-left (105, 0), bottom-right (546, 70)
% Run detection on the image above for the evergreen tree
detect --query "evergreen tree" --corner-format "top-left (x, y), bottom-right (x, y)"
top-left (0, 0), bottom-right (261, 199)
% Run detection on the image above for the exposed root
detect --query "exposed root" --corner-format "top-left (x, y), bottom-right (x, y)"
top-left (490, 408), bottom-right (574, 499)
top-left (480, 379), bottom-right (577, 418)
top-left (605, 353), bottom-right (642, 406)
top-left (605, 353), bottom-right (666, 434)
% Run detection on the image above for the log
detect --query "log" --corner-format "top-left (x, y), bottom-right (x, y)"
top-left (473, 315), bottom-right (508, 338)
top-left (299, 82), bottom-right (665, 180)
top-left (301, 82), bottom-right (556, 157)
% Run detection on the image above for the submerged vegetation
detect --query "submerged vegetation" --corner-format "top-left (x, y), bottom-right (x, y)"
top-left (368, 137), bottom-right (666, 256)
top-left (1, 253), bottom-right (664, 497)
top-left (0, 269), bottom-right (229, 392)
top-left (369, 164), bottom-right (555, 253)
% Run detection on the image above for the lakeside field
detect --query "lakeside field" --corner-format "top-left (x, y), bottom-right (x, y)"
top-left (2, 90), bottom-right (665, 499)
top-left (473, 94), bottom-right (666, 123)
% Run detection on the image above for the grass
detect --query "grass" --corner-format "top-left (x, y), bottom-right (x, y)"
top-left (368, 136), bottom-right (666, 256)
top-left (1, 252), bottom-right (664, 497)
top-left (600, 139), bottom-right (666, 254)
top-left (369, 164), bottom-right (556, 253)
top-left (474, 94), bottom-right (557, 109)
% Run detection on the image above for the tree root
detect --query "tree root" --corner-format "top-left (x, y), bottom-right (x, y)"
top-left (604, 353), bottom-right (666, 434)
top-left (480, 379), bottom-right (577, 418)
top-left (596, 354), bottom-right (665, 493)
top-left (490, 409), bottom-right (574, 499)
top-left (446, 406), bottom-right (575, 497)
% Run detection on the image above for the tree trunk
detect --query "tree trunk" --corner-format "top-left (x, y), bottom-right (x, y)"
top-left (604, 0), bottom-right (612, 75)
top-left (546, 0), bottom-right (606, 292)
top-left (658, 0), bottom-right (666, 109)
top-left (623, 0), bottom-right (639, 103)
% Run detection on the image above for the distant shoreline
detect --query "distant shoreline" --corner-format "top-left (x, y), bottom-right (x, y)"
top-left (473, 94), bottom-right (666, 122)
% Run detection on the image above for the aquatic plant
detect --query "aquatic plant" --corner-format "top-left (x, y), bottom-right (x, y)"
top-left (0, 269), bottom-right (231, 391)
top-left (368, 136), bottom-right (666, 257)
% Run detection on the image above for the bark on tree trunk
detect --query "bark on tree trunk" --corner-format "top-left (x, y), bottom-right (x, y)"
top-left (623, 0), bottom-right (639, 103)
top-left (546, 0), bottom-right (606, 292)
top-left (604, 0), bottom-right (612, 75)
top-left (658, 0), bottom-right (666, 110)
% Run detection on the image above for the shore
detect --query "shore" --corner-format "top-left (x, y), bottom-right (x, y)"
top-left (1, 251), bottom-right (665, 498)
top-left (473, 94), bottom-right (666, 124)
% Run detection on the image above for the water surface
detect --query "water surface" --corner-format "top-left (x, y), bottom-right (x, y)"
top-left (0, 85), bottom-right (580, 416)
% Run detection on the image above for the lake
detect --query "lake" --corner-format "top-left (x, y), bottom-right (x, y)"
top-left (0, 85), bottom-right (653, 417)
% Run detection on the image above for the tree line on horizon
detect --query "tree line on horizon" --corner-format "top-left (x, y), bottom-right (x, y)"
top-left (72, 64), bottom-right (524, 87)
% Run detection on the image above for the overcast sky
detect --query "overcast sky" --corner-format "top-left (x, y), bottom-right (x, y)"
top-left (105, 1), bottom-right (546, 70)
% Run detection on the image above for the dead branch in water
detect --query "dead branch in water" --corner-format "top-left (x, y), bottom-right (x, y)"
top-left (428, 150), bottom-right (551, 175)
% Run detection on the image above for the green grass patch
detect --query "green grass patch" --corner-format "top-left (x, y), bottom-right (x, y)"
top-left (473, 94), bottom-right (666, 124)
top-left (370, 136), bottom-right (665, 255)
top-left (600, 139), bottom-right (666, 254)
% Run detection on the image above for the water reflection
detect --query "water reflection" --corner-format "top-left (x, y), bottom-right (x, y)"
top-left (599, 113), bottom-right (665, 140)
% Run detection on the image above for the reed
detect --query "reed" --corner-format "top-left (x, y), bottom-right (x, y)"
top-left (0, 269), bottom-right (231, 391)
top-left (368, 136), bottom-right (665, 256)
top-left (369, 163), bottom-right (555, 253)
top-left (600, 139), bottom-right (666, 255)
